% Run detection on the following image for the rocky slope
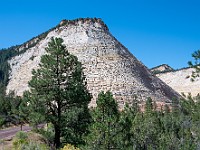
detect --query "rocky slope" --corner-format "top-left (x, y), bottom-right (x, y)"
top-left (6, 18), bottom-right (180, 107)
top-left (151, 64), bottom-right (174, 74)
top-left (155, 67), bottom-right (200, 97)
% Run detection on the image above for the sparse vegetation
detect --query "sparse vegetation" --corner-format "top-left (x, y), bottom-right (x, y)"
top-left (151, 69), bottom-right (172, 74)
top-left (58, 18), bottom-right (108, 30)
top-left (12, 131), bottom-right (49, 150)
top-left (29, 55), bottom-right (35, 61)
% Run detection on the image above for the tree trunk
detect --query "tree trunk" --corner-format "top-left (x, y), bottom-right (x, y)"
top-left (54, 124), bottom-right (61, 148)
top-left (20, 123), bottom-right (23, 131)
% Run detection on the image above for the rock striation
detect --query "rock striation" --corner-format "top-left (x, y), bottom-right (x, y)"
top-left (6, 18), bottom-right (180, 108)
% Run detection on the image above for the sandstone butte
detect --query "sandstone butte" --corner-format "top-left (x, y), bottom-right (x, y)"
top-left (6, 18), bottom-right (180, 108)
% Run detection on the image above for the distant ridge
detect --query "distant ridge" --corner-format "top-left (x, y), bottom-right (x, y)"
top-left (153, 64), bottom-right (200, 97)
top-left (151, 64), bottom-right (174, 74)
top-left (151, 64), bottom-right (194, 75)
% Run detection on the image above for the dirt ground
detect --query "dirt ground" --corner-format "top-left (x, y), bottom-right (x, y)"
top-left (0, 138), bottom-right (13, 150)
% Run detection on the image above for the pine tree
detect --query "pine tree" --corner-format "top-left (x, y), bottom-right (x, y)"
top-left (188, 50), bottom-right (200, 81)
top-left (0, 91), bottom-right (21, 126)
top-left (117, 103), bottom-right (137, 149)
top-left (86, 91), bottom-right (119, 150)
top-left (24, 37), bottom-right (91, 148)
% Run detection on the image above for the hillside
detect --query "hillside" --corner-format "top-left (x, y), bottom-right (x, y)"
top-left (4, 18), bottom-right (180, 107)
top-left (151, 64), bottom-right (174, 74)
top-left (155, 67), bottom-right (200, 97)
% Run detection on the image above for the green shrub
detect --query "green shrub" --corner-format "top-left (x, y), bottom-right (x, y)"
top-left (0, 116), bottom-right (5, 128)
top-left (37, 123), bottom-right (54, 144)
top-left (20, 142), bottom-right (49, 150)
top-left (12, 131), bottom-right (50, 150)
top-left (12, 131), bottom-right (28, 149)
top-left (15, 131), bottom-right (28, 140)
top-left (61, 144), bottom-right (80, 150)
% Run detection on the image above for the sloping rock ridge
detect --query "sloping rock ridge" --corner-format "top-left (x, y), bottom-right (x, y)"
top-left (6, 18), bottom-right (180, 107)
top-left (151, 64), bottom-right (174, 74)
top-left (156, 67), bottom-right (200, 97)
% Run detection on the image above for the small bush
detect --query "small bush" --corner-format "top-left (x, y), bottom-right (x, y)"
top-left (12, 131), bottom-right (28, 149)
top-left (30, 56), bottom-right (35, 61)
top-left (12, 131), bottom-right (50, 150)
top-left (37, 123), bottom-right (54, 144)
top-left (20, 141), bottom-right (49, 150)
top-left (15, 131), bottom-right (28, 140)
top-left (61, 144), bottom-right (80, 150)
top-left (0, 116), bottom-right (5, 128)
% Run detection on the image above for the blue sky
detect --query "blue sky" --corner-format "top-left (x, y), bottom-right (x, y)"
top-left (0, 0), bottom-right (199, 69)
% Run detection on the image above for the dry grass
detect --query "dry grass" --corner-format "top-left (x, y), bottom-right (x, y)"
top-left (26, 132), bottom-right (48, 145)
top-left (0, 138), bottom-right (13, 150)
top-left (0, 131), bottom-right (49, 150)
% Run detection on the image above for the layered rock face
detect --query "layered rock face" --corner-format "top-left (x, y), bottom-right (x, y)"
top-left (156, 68), bottom-right (200, 97)
top-left (6, 18), bottom-right (180, 107)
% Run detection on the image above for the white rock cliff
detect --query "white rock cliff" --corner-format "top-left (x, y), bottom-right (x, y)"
top-left (156, 67), bottom-right (200, 97)
top-left (6, 18), bottom-right (180, 107)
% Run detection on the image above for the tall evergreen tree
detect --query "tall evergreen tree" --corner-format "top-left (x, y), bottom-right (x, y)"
top-left (117, 102), bottom-right (138, 149)
top-left (86, 91), bottom-right (120, 150)
top-left (24, 37), bottom-right (91, 148)
top-left (0, 91), bottom-right (21, 126)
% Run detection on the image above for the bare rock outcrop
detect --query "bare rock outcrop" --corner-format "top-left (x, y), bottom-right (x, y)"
top-left (6, 18), bottom-right (180, 108)
top-left (151, 64), bottom-right (174, 74)
top-left (156, 67), bottom-right (200, 97)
